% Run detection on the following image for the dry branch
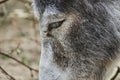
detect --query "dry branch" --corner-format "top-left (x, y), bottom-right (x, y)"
top-left (111, 67), bottom-right (120, 80)
top-left (18, 0), bottom-right (31, 5)
top-left (28, 38), bottom-right (40, 45)
top-left (0, 51), bottom-right (38, 73)
top-left (9, 43), bottom-right (21, 54)
top-left (0, 0), bottom-right (9, 4)
top-left (0, 66), bottom-right (16, 80)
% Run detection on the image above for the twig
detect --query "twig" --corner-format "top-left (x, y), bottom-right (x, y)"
top-left (0, 66), bottom-right (16, 80)
top-left (28, 37), bottom-right (40, 45)
top-left (9, 43), bottom-right (21, 54)
top-left (2, 3), bottom-right (8, 16)
top-left (30, 69), bottom-right (34, 79)
top-left (0, 0), bottom-right (9, 4)
top-left (18, 0), bottom-right (31, 5)
top-left (33, 20), bottom-right (37, 39)
top-left (0, 52), bottom-right (38, 73)
top-left (111, 67), bottom-right (120, 80)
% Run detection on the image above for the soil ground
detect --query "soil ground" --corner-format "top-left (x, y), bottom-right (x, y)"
top-left (0, 0), bottom-right (40, 80)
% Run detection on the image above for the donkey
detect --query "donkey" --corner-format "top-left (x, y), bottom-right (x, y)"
top-left (32, 0), bottom-right (120, 80)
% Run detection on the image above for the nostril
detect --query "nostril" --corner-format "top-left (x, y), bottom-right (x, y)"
top-left (48, 19), bottom-right (65, 31)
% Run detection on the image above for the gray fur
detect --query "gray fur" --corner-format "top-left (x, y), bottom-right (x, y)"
top-left (32, 0), bottom-right (120, 80)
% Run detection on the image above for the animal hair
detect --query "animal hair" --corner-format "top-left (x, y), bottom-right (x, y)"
top-left (32, 0), bottom-right (120, 80)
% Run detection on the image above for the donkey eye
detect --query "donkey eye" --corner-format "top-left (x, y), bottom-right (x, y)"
top-left (48, 19), bottom-right (65, 31)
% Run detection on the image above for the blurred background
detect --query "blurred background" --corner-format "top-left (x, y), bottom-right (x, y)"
top-left (0, 0), bottom-right (120, 80)
top-left (0, 0), bottom-right (39, 80)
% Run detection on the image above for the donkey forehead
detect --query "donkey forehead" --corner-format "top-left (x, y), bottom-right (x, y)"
top-left (35, 0), bottom-right (68, 4)
top-left (34, 0), bottom-right (75, 8)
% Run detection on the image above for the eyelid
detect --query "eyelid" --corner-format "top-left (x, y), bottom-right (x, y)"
top-left (48, 19), bottom-right (65, 31)
top-left (49, 17), bottom-right (66, 23)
